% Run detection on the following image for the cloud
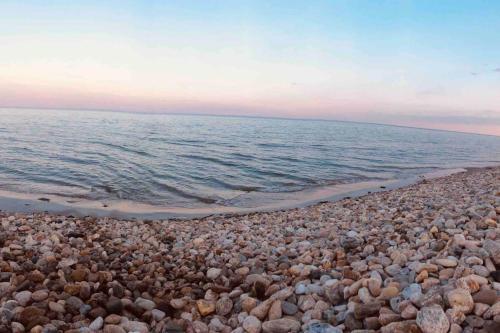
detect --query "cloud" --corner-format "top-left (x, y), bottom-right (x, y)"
top-left (494, 68), bottom-right (500, 72)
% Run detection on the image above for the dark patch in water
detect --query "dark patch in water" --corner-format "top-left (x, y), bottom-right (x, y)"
top-left (38, 197), bottom-right (50, 202)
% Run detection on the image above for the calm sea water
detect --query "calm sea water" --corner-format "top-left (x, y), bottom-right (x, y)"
top-left (0, 108), bottom-right (499, 209)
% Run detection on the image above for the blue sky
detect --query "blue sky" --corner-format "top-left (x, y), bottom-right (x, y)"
top-left (0, 1), bottom-right (499, 135)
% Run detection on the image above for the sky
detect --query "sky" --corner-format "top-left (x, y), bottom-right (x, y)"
top-left (1, 1), bottom-right (499, 136)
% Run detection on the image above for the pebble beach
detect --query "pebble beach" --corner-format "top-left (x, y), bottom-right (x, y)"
top-left (0, 167), bottom-right (499, 333)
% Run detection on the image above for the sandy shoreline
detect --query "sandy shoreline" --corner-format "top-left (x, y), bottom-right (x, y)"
top-left (0, 167), bottom-right (470, 220)
top-left (0, 166), bottom-right (499, 332)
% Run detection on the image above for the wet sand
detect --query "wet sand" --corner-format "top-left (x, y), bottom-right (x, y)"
top-left (0, 168), bottom-right (466, 220)
top-left (0, 166), bottom-right (499, 333)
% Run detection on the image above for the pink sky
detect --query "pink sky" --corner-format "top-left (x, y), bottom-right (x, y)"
top-left (1, 1), bottom-right (499, 136)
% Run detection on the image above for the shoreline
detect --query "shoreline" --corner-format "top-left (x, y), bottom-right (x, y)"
top-left (0, 167), bottom-right (471, 220)
top-left (0, 166), bottom-right (498, 332)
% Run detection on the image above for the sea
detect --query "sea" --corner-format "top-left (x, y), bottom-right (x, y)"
top-left (0, 108), bottom-right (499, 214)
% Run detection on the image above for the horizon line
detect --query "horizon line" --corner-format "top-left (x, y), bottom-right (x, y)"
top-left (1, 105), bottom-right (499, 139)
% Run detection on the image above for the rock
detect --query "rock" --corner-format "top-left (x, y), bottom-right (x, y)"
top-left (472, 289), bottom-right (497, 305)
top-left (65, 296), bottom-right (84, 314)
top-left (48, 301), bottom-right (65, 313)
top-left (135, 297), bottom-right (156, 311)
top-left (379, 286), bottom-right (399, 300)
top-left (103, 325), bottom-right (126, 333)
top-left (435, 258), bottom-right (458, 267)
top-left (250, 300), bottom-right (272, 320)
top-left (14, 291), bottom-right (32, 306)
top-left (121, 320), bottom-right (149, 333)
top-left (71, 268), bottom-right (87, 281)
top-left (18, 306), bottom-right (44, 326)
top-left (268, 300), bottom-right (282, 320)
top-left (340, 231), bottom-right (363, 250)
top-left (483, 302), bottom-right (500, 319)
top-left (11, 322), bottom-right (25, 333)
top-left (416, 305), bottom-right (450, 333)
top-left (151, 309), bottom-right (165, 321)
top-left (89, 317), bottom-right (104, 330)
top-left (262, 318), bottom-right (301, 333)
top-left (401, 304), bottom-right (418, 319)
top-left (196, 299), bottom-right (215, 316)
top-left (446, 288), bottom-right (474, 314)
top-left (106, 298), bottom-right (123, 314)
top-left (242, 297), bottom-right (258, 313)
top-left (354, 302), bottom-right (381, 319)
top-left (170, 298), bottom-right (187, 309)
top-left (304, 322), bottom-right (342, 333)
top-left (298, 295), bottom-right (316, 311)
top-left (402, 284), bottom-right (422, 303)
top-left (484, 239), bottom-right (500, 264)
top-left (104, 314), bottom-right (122, 324)
top-left (491, 270), bottom-right (500, 282)
top-left (216, 297), bottom-right (233, 316)
top-left (242, 315), bottom-right (261, 333)
top-left (381, 320), bottom-right (420, 333)
top-left (31, 290), bottom-right (48, 302)
top-left (384, 264), bottom-right (402, 277)
top-left (207, 267), bottom-right (222, 280)
top-left (282, 301), bottom-right (298, 315)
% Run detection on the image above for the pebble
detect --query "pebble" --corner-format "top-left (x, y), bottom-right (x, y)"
top-left (242, 315), bottom-right (261, 333)
top-left (262, 318), bottom-right (301, 333)
top-left (416, 305), bottom-right (450, 333)
top-left (0, 167), bottom-right (497, 333)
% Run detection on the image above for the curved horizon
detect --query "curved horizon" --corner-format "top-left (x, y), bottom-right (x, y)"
top-left (1, 1), bottom-right (499, 136)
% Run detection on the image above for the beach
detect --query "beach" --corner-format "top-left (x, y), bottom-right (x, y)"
top-left (0, 166), bottom-right (499, 333)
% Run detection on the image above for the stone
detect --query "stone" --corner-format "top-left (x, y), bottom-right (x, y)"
top-left (103, 325), bottom-right (126, 333)
top-left (242, 315), bottom-right (261, 333)
top-left (380, 320), bottom-right (421, 333)
top-left (472, 289), bottom-right (497, 305)
top-left (31, 290), bottom-right (48, 302)
top-left (268, 300), bottom-right (282, 320)
top-left (262, 318), bottom-right (301, 333)
top-left (207, 267), bottom-right (222, 280)
top-left (216, 297), bottom-right (233, 316)
top-left (18, 306), bottom-right (44, 326)
top-left (250, 300), bottom-right (272, 320)
top-left (106, 298), bottom-right (123, 314)
top-left (354, 302), bottom-right (382, 319)
top-left (242, 297), bottom-right (258, 313)
top-left (435, 258), bottom-right (458, 267)
top-left (304, 322), bottom-right (342, 333)
top-left (121, 321), bottom-right (149, 333)
top-left (48, 301), bottom-right (65, 313)
top-left (484, 239), bottom-right (500, 264)
top-left (14, 291), bottom-right (32, 306)
top-left (104, 314), bottom-right (122, 324)
top-left (298, 295), bottom-right (316, 312)
top-left (196, 299), bottom-right (215, 316)
top-left (170, 298), bottom-right (187, 309)
top-left (379, 287), bottom-right (399, 300)
top-left (89, 317), bottom-right (104, 331)
top-left (151, 309), bottom-right (165, 321)
top-left (416, 306), bottom-right (450, 333)
top-left (135, 297), bottom-right (156, 311)
top-left (446, 288), bottom-right (474, 314)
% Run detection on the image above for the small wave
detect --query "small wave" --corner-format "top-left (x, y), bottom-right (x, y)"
top-left (252, 168), bottom-right (316, 184)
top-left (180, 154), bottom-right (243, 168)
top-left (205, 177), bottom-right (262, 192)
top-left (154, 181), bottom-right (218, 204)
top-left (90, 141), bottom-right (154, 158)
top-left (229, 152), bottom-right (255, 160)
top-left (257, 142), bottom-right (291, 148)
